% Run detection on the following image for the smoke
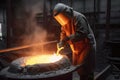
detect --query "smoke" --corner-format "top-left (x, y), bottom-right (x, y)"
top-left (22, 26), bottom-right (48, 56)
top-left (18, 0), bottom-right (50, 56)
top-left (12, 0), bottom-right (57, 57)
top-left (21, 11), bottom-right (48, 45)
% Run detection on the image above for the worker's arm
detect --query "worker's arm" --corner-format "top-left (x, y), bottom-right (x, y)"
top-left (71, 16), bottom-right (89, 42)
top-left (60, 26), bottom-right (67, 41)
top-left (57, 26), bottom-right (67, 48)
top-left (63, 16), bottom-right (89, 43)
top-left (59, 15), bottom-right (89, 45)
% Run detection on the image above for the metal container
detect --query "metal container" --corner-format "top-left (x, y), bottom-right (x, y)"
top-left (0, 55), bottom-right (76, 80)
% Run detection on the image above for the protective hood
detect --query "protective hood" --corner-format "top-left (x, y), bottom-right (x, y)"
top-left (53, 3), bottom-right (73, 26)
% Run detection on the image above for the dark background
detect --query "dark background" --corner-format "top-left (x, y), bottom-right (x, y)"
top-left (0, 0), bottom-right (120, 77)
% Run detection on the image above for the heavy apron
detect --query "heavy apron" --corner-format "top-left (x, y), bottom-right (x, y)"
top-left (62, 20), bottom-right (95, 75)
top-left (70, 38), bottom-right (95, 75)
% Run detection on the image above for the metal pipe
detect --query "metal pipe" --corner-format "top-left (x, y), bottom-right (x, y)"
top-left (6, 0), bottom-right (12, 48)
top-left (105, 0), bottom-right (111, 40)
top-left (83, 0), bottom-right (86, 12)
top-left (97, 0), bottom-right (100, 22)
top-left (69, 0), bottom-right (73, 7)
top-left (93, 0), bottom-right (96, 34)
top-left (43, 0), bottom-right (47, 27)
top-left (0, 40), bottom-right (57, 53)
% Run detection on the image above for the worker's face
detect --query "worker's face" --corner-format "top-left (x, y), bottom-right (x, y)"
top-left (54, 13), bottom-right (69, 26)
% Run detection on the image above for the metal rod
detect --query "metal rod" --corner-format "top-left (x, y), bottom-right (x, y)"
top-left (0, 40), bottom-right (57, 53)
top-left (105, 0), bottom-right (111, 40)
top-left (93, 0), bottom-right (96, 34)
top-left (97, 0), bottom-right (100, 21)
top-left (6, 0), bottom-right (12, 48)
top-left (83, 0), bottom-right (86, 12)
top-left (43, 0), bottom-right (47, 27)
top-left (69, 0), bottom-right (73, 7)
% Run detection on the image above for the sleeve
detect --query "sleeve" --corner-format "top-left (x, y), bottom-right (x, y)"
top-left (60, 26), bottom-right (67, 41)
top-left (69, 16), bottom-right (89, 42)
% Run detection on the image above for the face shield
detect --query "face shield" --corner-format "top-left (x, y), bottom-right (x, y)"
top-left (54, 13), bottom-right (69, 26)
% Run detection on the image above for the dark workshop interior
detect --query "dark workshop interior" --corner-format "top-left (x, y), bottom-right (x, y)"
top-left (0, 0), bottom-right (120, 80)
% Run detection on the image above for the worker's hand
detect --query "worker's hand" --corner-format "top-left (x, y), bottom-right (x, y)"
top-left (56, 46), bottom-right (64, 55)
top-left (57, 41), bottom-right (65, 55)
top-left (57, 41), bottom-right (65, 49)
top-left (58, 48), bottom-right (65, 55)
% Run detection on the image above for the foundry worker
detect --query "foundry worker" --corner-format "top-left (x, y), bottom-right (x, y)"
top-left (53, 3), bottom-right (96, 80)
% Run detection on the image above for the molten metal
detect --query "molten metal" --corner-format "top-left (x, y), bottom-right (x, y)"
top-left (22, 54), bottom-right (63, 66)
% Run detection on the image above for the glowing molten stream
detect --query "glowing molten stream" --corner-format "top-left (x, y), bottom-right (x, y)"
top-left (24, 54), bottom-right (63, 66)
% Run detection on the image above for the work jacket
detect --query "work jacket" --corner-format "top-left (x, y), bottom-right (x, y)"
top-left (60, 11), bottom-right (96, 74)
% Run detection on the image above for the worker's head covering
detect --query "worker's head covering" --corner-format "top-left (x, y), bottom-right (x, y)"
top-left (53, 3), bottom-right (73, 26)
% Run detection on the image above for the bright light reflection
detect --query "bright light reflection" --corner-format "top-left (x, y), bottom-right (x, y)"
top-left (23, 53), bottom-right (63, 66)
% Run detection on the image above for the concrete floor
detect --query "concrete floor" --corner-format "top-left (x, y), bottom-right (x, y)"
top-left (73, 72), bottom-right (80, 80)
top-left (72, 71), bottom-right (99, 80)
top-left (72, 72), bottom-right (120, 80)
top-left (106, 75), bottom-right (120, 80)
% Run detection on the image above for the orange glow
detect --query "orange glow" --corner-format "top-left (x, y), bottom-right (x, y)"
top-left (54, 13), bottom-right (69, 26)
top-left (57, 47), bottom-right (64, 55)
top-left (22, 54), bottom-right (63, 66)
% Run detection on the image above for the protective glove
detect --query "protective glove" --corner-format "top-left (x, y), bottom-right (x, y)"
top-left (57, 41), bottom-right (65, 49)
top-left (57, 41), bottom-right (65, 55)
top-left (57, 37), bottom-right (69, 55)
top-left (57, 36), bottom-right (70, 48)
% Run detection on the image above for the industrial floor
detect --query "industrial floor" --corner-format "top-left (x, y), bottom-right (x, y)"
top-left (73, 72), bottom-right (80, 80)
top-left (72, 72), bottom-right (100, 80)
top-left (106, 75), bottom-right (120, 80)
top-left (72, 72), bottom-right (120, 80)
